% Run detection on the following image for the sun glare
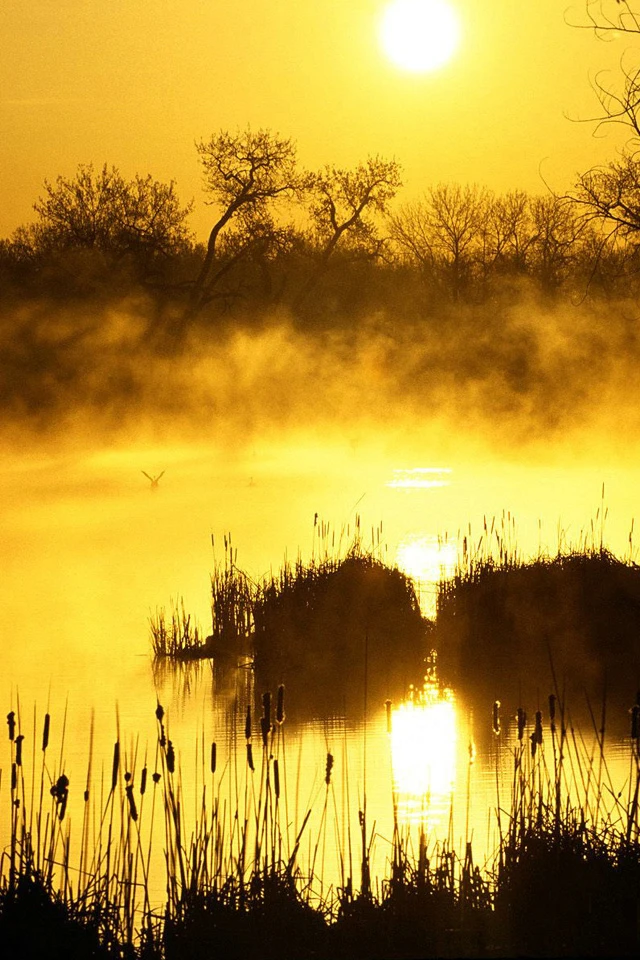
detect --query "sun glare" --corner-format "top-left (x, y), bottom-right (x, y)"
top-left (390, 681), bottom-right (457, 825)
top-left (379, 0), bottom-right (460, 73)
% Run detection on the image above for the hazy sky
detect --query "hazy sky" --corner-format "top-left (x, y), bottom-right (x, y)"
top-left (0, 0), bottom-right (633, 240)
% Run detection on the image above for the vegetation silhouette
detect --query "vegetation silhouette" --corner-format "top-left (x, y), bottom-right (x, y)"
top-left (434, 545), bottom-right (640, 714)
top-left (151, 535), bottom-right (430, 718)
top-left (0, 688), bottom-right (639, 958)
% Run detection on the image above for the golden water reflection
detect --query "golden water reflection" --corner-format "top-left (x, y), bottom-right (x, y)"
top-left (390, 677), bottom-right (457, 830)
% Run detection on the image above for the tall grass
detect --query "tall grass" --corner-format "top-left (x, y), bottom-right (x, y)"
top-left (0, 684), bottom-right (638, 958)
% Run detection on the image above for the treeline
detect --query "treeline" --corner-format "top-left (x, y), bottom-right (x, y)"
top-left (2, 128), bottom-right (640, 334)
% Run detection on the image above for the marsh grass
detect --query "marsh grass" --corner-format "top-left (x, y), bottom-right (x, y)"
top-left (149, 598), bottom-right (204, 660)
top-left (0, 684), bottom-right (638, 958)
top-left (434, 513), bottom-right (640, 707)
top-left (150, 523), bottom-right (429, 714)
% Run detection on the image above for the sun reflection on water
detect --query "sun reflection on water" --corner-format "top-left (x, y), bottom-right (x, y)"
top-left (389, 671), bottom-right (457, 829)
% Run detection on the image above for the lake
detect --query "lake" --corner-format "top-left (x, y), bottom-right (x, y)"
top-left (0, 432), bottom-right (637, 904)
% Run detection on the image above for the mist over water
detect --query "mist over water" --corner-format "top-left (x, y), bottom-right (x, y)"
top-left (1, 293), bottom-right (639, 897)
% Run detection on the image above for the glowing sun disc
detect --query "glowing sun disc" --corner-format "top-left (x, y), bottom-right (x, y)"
top-left (380, 0), bottom-right (460, 73)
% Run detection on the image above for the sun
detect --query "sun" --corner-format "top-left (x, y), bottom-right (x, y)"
top-left (379, 0), bottom-right (460, 73)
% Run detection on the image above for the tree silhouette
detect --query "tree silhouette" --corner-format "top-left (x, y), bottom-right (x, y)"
top-left (187, 128), bottom-right (309, 318)
top-left (32, 164), bottom-right (193, 281)
top-left (297, 156), bottom-right (402, 304)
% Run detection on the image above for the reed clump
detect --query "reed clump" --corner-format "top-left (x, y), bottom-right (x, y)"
top-left (151, 525), bottom-right (431, 715)
top-left (434, 522), bottom-right (640, 707)
top-left (149, 598), bottom-right (204, 660)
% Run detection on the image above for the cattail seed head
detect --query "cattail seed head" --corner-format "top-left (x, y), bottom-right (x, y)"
top-left (211, 742), bottom-right (217, 775)
top-left (325, 752), bottom-right (334, 785)
top-left (6, 711), bottom-right (15, 741)
top-left (166, 740), bottom-right (175, 774)
top-left (247, 742), bottom-right (254, 772)
top-left (276, 685), bottom-right (285, 725)
top-left (548, 694), bottom-right (556, 723)
top-left (126, 784), bottom-right (138, 822)
top-left (42, 714), bottom-right (50, 752)
top-left (140, 767), bottom-right (147, 795)
top-left (15, 735), bottom-right (24, 766)
top-left (155, 703), bottom-right (164, 723)
top-left (260, 716), bottom-right (270, 747)
top-left (262, 691), bottom-right (271, 729)
top-left (274, 758), bottom-right (280, 799)
top-left (534, 710), bottom-right (543, 745)
top-left (152, 772), bottom-right (161, 784)
top-left (492, 701), bottom-right (501, 736)
top-left (631, 704), bottom-right (639, 741)
top-left (245, 706), bottom-right (251, 741)
top-left (11, 763), bottom-right (16, 792)
top-left (111, 742), bottom-right (120, 792)
top-left (517, 707), bottom-right (526, 741)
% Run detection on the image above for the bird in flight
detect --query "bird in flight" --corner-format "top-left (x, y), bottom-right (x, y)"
top-left (142, 470), bottom-right (165, 489)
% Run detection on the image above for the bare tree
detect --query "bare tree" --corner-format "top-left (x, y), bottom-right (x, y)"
top-left (569, 1), bottom-right (640, 141)
top-left (480, 190), bottom-right (535, 276)
top-left (574, 152), bottom-right (640, 234)
top-left (189, 128), bottom-right (308, 315)
top-left (390, 184), bottom-right (488, 298)
top-left (567, 4), bottom-right (640, 273)
top-left (297, 157), bottom-right (402, 303)
top-left (32, 163), bottom-right (193, 276)
top-left (528, 195), bottom-right (586, 289)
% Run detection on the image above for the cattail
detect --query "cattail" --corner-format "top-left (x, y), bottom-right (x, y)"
top-left (59, 786), bottom-right (68, 821)
top-left (631, 704), bottom-right (639, 741)
top-left (534, 710), bottom-right (543, 744)
top-left (245, 706), bottom-right (251, 741)
top-left (166, 740), bottom-right (175, 774)
top-left (15, 735), bottom-right (24, 766)
top-left (152, 772), bottom-right (161, 784)
top-left (274, 758), bottom-right (280, 799)
top-left (111, 742), bottom-right (120, 791)
top-left (517, 707), bottom-right (526, 741)
top-left (11, 763), bottom-right (16, 792)
top-left (84, 788), bottom-right (89, 803)
top-left (210, 742), bottom-right (217, 775)
top-left (385, 699), bottom-right (392, 734)
top-left (325, 752), bottom-right (334, 785)
top-left (126, 783), bottom-right (138, 821)
top-left (140, 766), bottom-right (148, 795)
top-left (42, 713), bottom-right (50, 752)
top-left (492, 700), bottom-right (501, 736)
top-left (247, 742), bottom-right (255, 772)
top-left (155, 703), bottom-right (164, 723)
top-left (548, 695), bottom-right (556, 734)
top-left (260, 716), bottom-right (270, 747)
top-left (6, 711), bottom-right (15, 741)
top-left (51, 774), bottom-right (69, 816)
top-left (262, 691), bottom-right (272, 729)
top-left (276, 685), bottom-right (285, 725)
top-left (124, 771), bottom-right (132, 782)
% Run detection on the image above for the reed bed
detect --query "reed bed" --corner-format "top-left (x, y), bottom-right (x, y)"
top-left (433, 512), bottom-right (640, 709)
top-left (150, 523), bottom-right (428, 716)
top-left (0, 684), bottom-right (638, 958)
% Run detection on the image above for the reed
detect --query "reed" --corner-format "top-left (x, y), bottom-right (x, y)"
top-left (0, 685), bottom-right (639, 958)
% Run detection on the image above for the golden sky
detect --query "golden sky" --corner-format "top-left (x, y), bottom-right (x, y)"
top-left (0, 0), bottom-right (631, 240)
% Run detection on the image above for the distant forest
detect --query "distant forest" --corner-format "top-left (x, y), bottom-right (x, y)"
top-left (2, 128), bottom-right (640, 326)
top-left (3, 127), bottom-right (640, 436)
